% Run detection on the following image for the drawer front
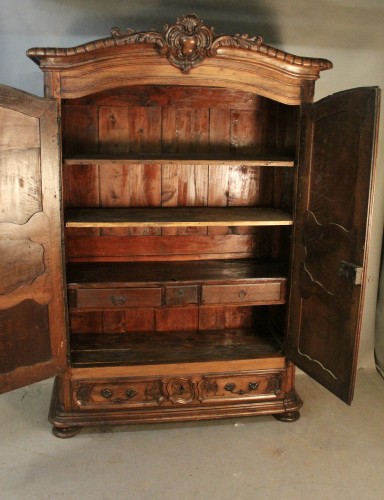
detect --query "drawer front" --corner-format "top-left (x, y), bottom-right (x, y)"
top-left (198, 371), bottom-right (285, 402)
top-left (201, 282), bottom-right (283, 305)
top-left (165, 285), bottom-right (198, 306)
top-left (72, 371), bottom-right (285, 410)
top-left (76, 287), bottom-right (161, 308)
top-left (73, 379), bottom-right (165, 409)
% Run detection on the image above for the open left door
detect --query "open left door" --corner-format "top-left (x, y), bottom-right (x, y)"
top-left (0, 85), bottom-right (67, 394)
top-left (286, 87), bottom-right (380, 404)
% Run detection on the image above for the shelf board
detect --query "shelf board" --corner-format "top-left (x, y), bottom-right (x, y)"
top-left (65, 207), bottom-right (293, 228)
top-left (64, 153), bottom-right (295, 167)
top-left (70, 328), bottom-right (282, 367)
top-left (67, 259), bottom-right (287, 287)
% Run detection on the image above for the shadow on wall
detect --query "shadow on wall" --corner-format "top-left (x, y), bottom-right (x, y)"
top-left (37, 0), bottom-right (280, 46)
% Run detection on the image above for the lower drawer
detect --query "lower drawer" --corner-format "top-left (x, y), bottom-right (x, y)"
top-left (72, 370), bottom-right (285, 410)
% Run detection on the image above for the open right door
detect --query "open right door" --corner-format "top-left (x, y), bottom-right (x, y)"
top-left (286, 87), bottom-right (380, 404)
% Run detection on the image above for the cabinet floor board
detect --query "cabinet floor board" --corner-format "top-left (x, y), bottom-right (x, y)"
top-left (70, 328), bottom-right (282, 367)
top-left (67, 259), bottom-right (287, 287)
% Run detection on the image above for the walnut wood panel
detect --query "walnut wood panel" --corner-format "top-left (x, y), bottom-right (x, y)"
top-left (66, 232), bottom-right (281, 262)
top-left (287, 88), bottom-right (380, 404)
top-left (0, 86), bottom-right (66, 394)
top-left (62, 86), bottom-right (298, 159)
top-left (69, 305), bottom-right (276, 335)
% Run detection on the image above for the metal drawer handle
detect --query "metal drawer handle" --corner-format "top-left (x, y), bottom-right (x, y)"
top-left (224, 382), bottom-right (259, 395)
top-left (238, 290), bottom-right (247, 299)
top-left (111, 295), bottom-right (127, 306)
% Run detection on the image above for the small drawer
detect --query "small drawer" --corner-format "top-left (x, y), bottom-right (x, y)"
top-left (75, 287), bottom-right (161, 308)
top-left (198, 371), bottom-right (284, 403)
top-left (73, 378), bottom-right (165, 409)
top-left (165, 285), bottom-right (198, 306)
top-left (201, 282), bottom-right (283, 305)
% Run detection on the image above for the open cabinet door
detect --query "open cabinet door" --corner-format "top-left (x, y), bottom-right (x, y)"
top-left (286, 87), bottom-right (380, 404)
top-left (0, 85), bottom-right (66, 394)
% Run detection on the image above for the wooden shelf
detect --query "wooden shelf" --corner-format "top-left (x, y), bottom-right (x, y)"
top-left (70, 328), bottom-right (282, 367)
top-left (64, 154), bottom-right (295, 167)
top-left (67, 259), bottom-right (287, 287)
top-left (65, 207), bottom-right (293, 228)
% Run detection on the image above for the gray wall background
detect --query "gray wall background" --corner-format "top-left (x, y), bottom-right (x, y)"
top-left (1, 0), bottom-right (383, 371)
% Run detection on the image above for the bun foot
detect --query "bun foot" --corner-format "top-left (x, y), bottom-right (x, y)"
top-left (52, 426), bottom-right (81, 438)
top-left (273, 411), bottom-right (300, 422)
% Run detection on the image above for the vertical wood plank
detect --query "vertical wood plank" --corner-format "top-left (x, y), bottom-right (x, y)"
top-left (125, 309), bottom-right (155, 332)
top-left (62, 105), bottom-right (98, 155)
top-left (161, 107), bottom-right (178, 154)
top-left (70, 312), bottom-right (103, 334)
top-left (64, 164), bottom-right (100, 208)
top-left (209, 108), bottom-right (231, 154)
top-left (103, 311), bottom-right (126, 333)
top-left (199, 306), bottom-right (254, 330)
top-left (162, 164), bottom-right (208, 235)
top-left (177, 108), bottom-right (210, 153)
top-left (99, 106), bottom-right (129, 153)
top-left (128, 107), bottom-right (162, 153)
top-left (155, 307), bottom-right (199, 331)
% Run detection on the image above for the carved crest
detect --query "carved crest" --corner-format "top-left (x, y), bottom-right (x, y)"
top-left (111, 14), bottom-right (264, 73)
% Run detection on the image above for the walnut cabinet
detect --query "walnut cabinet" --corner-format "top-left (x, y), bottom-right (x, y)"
top-left (0, 15), bottom-right (380, 437)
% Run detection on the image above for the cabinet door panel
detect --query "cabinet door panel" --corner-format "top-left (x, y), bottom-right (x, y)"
top-left (287, 87), bottom-right (380, 403)
top-left (0, 85), bottom-right (66, 394)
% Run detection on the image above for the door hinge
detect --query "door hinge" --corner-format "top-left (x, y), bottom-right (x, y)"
top-left (339, 261), bottom-right (363, 285)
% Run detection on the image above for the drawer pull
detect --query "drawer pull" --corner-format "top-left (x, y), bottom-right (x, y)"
top-left (238, 290), bottom-right (247, 299)
top-left (125, 388), bottom-right (137, 399)
top-left (224, 382), bottom-right (259, 395)
top-left (101, 389), bottom-right (113, 399)
top-left (111, 295), bottom-right (127, 306)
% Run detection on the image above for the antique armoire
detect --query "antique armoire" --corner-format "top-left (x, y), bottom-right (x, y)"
top-left (0, 15), bottom-right (380, 437)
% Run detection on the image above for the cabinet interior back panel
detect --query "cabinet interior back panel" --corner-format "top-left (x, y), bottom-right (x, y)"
top-left (63, 86), bottom-right (297, 262)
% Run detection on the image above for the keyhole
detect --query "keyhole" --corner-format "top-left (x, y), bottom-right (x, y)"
top-left (178, 385), bottom-right (185, 394)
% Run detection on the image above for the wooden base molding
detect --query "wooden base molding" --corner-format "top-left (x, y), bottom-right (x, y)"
top-left (49, 375), bottom-right (302, 437)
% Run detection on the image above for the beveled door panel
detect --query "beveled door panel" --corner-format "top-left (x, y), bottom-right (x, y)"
top-left (287, 87), bottom-right (380, 403)
top-left (0, 85), bottom-right (66, 394)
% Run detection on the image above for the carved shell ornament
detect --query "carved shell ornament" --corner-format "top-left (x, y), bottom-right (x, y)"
top-left (111, 14), bottom-right (264, 72)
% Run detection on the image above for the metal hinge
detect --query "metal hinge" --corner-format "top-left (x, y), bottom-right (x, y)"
top-left (339, 261), bottom-right (363, 285)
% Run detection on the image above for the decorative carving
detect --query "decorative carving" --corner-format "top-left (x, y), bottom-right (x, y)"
top-left (167, 377), bottom-right (195, 404)
top-left (75, 384), bottom-right (91, 404)
top-left (101, 388), bottom-right (113, 399)
top-left (266, 375), bottom-right (283, 395)
top-left (111, 14), bottom-right (263, 73)
top-left (224, 381), bottom-right (259, 395)
top-left (125, 388), bottom-right (137, 399)
top-left (145, 381), bottom-right (165, 403)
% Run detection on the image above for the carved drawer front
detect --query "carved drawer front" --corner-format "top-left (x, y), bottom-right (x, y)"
top-left (165, 286), bottom-right (198, 306)
top-left (73, 379), bottom-right (165, 409)
top-left (201, 282), bottom-right (283, 305)
top-left (75, 287), bottom-right (161, 308)
top-left (198, 372), bottom-right (284, 403)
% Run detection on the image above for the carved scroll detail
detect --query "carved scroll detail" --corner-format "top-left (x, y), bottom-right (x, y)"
top-left (111, 13), bottom-right (263, 72)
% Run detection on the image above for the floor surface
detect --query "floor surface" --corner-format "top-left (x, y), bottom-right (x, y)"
top-left (1, 369), bottom-right (383, 500)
